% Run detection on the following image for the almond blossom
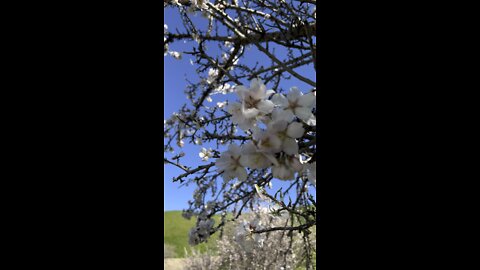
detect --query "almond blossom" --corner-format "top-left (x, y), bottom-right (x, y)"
top-left (271, 154), bottom-right (303, 180)
top-left (164, 1), bottom-right (317, 263)
top-left (168, 51), bottom-right (182, 60)
top-left (271, 87), bottom-right (316, 125)
top-left (251, 127), bottom-right (283, 155)
top-left (227, 102), bottom-right (258, 131)
top-left (267, 120), bottom-right (305, 155)
top-left (215, 144), bottom-right (247, 181)
top-left (228, 78), bottom-right (275, 131)
top-left (239, 141), bottom-right (275, 169)
top-left (216, 101), bottom-right (227, 108)
top-left (199, 147), bottom-right (213, 161)
top-left (206, 68), bottom-right (218, 85)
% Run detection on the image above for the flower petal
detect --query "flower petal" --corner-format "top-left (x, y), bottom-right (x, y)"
top-left (282, 138), bottom-right (299, 155)
top-left (298, 92), bottom-right (316, 108)
top-left (286, 122), bottom-right (305, 138)
top-left (251, 126), bottom-right (264, 141)
top-left (287, 156), bottom-right (304, 172)
top-left (249, 78), bottom-right (267, 100)
top-left (238, 118), bottom-right (255, 131)
top-left (270, 119), bottom-right (289, 133)
top-left (241, 153), bottom-right (270, 169)
top-left (241, 142), bottom-right (257, 155)
top-left (272, 108), bottom-right (294, 122)
top-left (256, 100), bottom-right (274, 114)
top-left (228, 144), bottom-right (242, 156)
top-left (265, 89), bottom-right (275, 98)
top-left (239, 155), bottom-right (252, 168)
top-left (242, 106), bottom-right (260, 119)
top-left (227, 102), bottom-right (241, 115)
top-left (235, 85), bottom-right (249, 100)
top-left (264, 153), bottom-right (279, 167)
top-left (258, 133), bottom-right (282, 153)
top-left (255, 154), bottom-right (272, 169)
top-left (294, 107), bottom-right (314, 122)
top-left (272, 165), bottom-right (294, 180)
top-left (287, 87), bottom-right (302, 102)
top-left (305, 115), bottom-right (316, 126)
top-left (216, 156), bottom-right (231, 171)
top-left (271, 93), bottom-right (289, 107)
top-left (236, 167), bottom-right (248, 181)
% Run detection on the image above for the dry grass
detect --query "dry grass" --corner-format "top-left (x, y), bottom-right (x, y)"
top-left (164, 258), bottom-right (186, 270)
top-left (164, 243), bottom-right (177, 258)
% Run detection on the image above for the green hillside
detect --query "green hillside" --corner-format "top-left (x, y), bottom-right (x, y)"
top-left (163, 211), bottom-right (219, 258)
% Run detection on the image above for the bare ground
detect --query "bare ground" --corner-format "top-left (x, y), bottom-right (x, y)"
top-left (164, 258), bottom-right (186, 270)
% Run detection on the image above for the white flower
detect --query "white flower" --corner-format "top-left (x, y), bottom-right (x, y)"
top-left (199, 147), bottom-right (213, 161)
top-left (271, 87), bottom-right (316, 125)
top-left (169, 51), bottom-right (182, 60)
top-left (238, 141), bottom-right (275, 169)
top-left (252, 127), bottom-right (283, 155)
top-left (215, 144), bottom-right (248, 181)
top-left (229, 79), bottom-right (275, 131)
top-left (227, 102), bottom-right (258, 131)
top-left (234, 216), bottom-right (264, 251)
top-left (267, 120), bottom-right (305, 155)
top-left (213, 83), bottom-right (233, 95)
top-left (206, 68), bottom-right (218, 85)
top-left (272, 155), bottom-right (303, 180)
top-left (236, 79), bottom-right (275, 115)
top-left (216, 101), bottom-right (227, 108)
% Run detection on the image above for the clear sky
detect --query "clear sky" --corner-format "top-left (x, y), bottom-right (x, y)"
top-left (163, 7), bottom-right (316, 211)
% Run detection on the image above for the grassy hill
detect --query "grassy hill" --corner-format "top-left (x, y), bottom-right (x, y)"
top-left (164, 211), bottom-right (219, 258)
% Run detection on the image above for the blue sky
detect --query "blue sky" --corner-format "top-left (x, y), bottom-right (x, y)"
top-left (164, 7), bottom-right (316, 211)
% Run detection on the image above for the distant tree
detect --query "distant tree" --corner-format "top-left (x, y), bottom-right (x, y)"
top-left (164, 1), bottom-right (316, 268)
top-left (185, 209), bottom-right (315, 269)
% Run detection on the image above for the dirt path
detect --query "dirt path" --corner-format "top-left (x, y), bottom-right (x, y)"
top-left (164, 258), bottom-right (186, 270)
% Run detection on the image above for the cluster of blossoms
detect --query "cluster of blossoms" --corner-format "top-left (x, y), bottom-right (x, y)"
top-left (185, 208), bottom-right (309, 270)
top-left (199, 147), bottom-right (213, 161)
top-left (204, 68), bottom-right (235, 96)
top-left (185, 200), bottom-right (219, 245)
top-left (164, 2), bottom-right (317, 260)
top-left (188, 217), bottom-right (215, 245)
top-left (215, 78), bottom-right (316, 182)
top-left (166, 0), bottom-right (209, 10)
top-left (166, 80), bottom-right (317, 247)
top-left (234, 210), bottom-right (270, 252)
top-left (164, 24), bottom-right (181, 59)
